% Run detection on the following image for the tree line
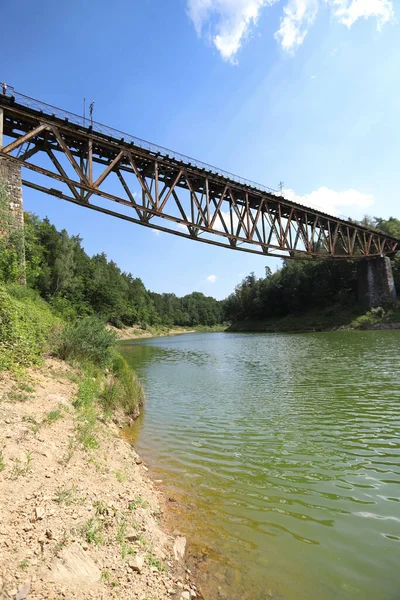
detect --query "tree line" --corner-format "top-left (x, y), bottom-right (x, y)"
top-left (224, 216), bottom-right (400, 323)
top-left (0, 200), bottom-right (399, 328)
top-left (0, 210), bottom-right (223, 328)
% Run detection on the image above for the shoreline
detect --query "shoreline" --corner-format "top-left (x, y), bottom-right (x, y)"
top-left (227, 321), bottom-right (400, 334)
top-left (0, 357), bottom-right (201, 600)
top-left (226, 305), bottom-right (400, 334)
top-left (110, 324), bottom-right (225, 342)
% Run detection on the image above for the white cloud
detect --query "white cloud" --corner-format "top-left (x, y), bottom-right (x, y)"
top-left (186, 0), bottom-right (275, 62)
top-left (283, 186), bottom-right (375, 216)
top-left (206, 274), bottom-right (217, 282)
top-left (331, 0), bottom-right (394, 31)
top-left (186, 0), bottom-right (394, 57)
top-left (152, 229), bottom-right (161, 236)
top-left (275, 0), bottom-right (319, 52)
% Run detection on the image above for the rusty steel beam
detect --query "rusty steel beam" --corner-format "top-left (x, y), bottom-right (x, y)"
top-left (0, 91), bottom-right (399, 260)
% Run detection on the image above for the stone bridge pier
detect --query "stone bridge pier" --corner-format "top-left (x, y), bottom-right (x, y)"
top-left (357, 256), bottom-right (396, 308)
top-left (0, 154), bottom-right (25, 282)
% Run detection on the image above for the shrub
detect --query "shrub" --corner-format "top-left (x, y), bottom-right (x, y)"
top-left (54, 317), bottom-right (117, 368)
top-left (351, 310), bottom-right (381, 329)
top-left (0, 284), bottom-right (58, 370)
top-left (100, 351), bottom-right (145, 417)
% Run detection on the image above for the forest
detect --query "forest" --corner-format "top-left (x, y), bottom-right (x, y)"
top-left (224, 216), bottom-right (400, 324)
top-left (0, 209), bottom-right (223, 328)
top-left (0, 192), bottom-right (399, 329)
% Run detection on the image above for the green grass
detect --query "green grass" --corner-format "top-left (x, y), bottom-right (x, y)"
top-left (116, 520), bottom-right (127, 542)
top-left (114, 469), bottom-right (129, 483)
top-left (0, 284), bottom-right (59, 371)
top-left (82, 518), bottom-right (104, 545)
top-left (45, 409), bottom-right (63, 424)
top-left (54, 485), bottom-right (85, 506)
top-left (101, 570), bottom-right (119, 588)
top-left (76, 405), bottom-right (99, 450)
top-left (100, 350), bottom-right (145, 418)
top-left (59, 438), bottom-right (76, 465)
top-left (18, 559), bottom-right (29, 570)
top-left (0, 450), bottom-right (5, 472)
top-left (6, 391), bottom-right (29, 402)
top-left (54, 316), bottom-right (117, 368)
top-left (10, 451), bottom-right (32, 479)
top-left (146, 553), bottom-right (167, 572)
top-left (128, 496), bottom-right (148, 511)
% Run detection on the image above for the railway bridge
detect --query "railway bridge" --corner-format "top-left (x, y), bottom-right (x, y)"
top-left (0, 86), bottom-right (398, 306)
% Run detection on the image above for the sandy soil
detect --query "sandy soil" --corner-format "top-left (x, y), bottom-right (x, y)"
top-left (107, 325), bottom-right (196, 341)
top-left (0, 358), bottom-right (199, 600)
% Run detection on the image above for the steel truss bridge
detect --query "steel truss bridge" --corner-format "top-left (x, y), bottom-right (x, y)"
top-left (0, 88), bottom-right (398, 260)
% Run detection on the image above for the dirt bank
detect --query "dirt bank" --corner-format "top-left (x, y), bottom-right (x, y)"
top-left (0, 358), bottom-right (199, 600)
top-left (108, 325), bottom-right (196, 341)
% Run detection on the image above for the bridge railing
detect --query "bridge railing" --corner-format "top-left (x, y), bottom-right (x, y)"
top-left (1, 84), bottom-right (280, 194)
top-left (1, 84), bottom-right (392, 236)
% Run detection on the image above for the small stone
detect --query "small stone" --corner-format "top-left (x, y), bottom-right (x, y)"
top-left (181, 592), bottom-right (190, 600)
top-left (167, 589), bottom-right (176, 595)
top-left (135, 457), bottom-right (142, 465)
top-left (45, 530), bottom-right (53, 539)
top-left (16, 583), bottom-right (31, 600)
top-left (129, 555), bottom-right (145, 573)
top-left (150, 566), bottom-right (158, 573)
top-left (125, 528), bottom-right (138, 542)
top-left (173, 536), bottom-right (186, 561)
top-left (23, 524), bottom-right (33, 532)
top-left (35, 507), bottom-right (45, 520)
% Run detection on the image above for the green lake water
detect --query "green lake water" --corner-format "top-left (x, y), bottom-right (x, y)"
top-left (120, 331), bottom-right (400, 600)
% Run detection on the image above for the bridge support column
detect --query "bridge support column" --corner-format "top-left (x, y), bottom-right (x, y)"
top-left (357, 257), bottom-right (396, 308)
top-left (0, 156), bottom-right (26, 283)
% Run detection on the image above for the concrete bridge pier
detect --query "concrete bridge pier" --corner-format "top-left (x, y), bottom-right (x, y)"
top-left (357, 256), bottom-right (396, 308)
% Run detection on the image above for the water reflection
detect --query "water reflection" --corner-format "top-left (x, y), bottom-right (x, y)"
top-left (121, 331), bottom-right (400, 600)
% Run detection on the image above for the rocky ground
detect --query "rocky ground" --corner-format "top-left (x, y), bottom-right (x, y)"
top-left (0, 358), bottom-right (200, 600)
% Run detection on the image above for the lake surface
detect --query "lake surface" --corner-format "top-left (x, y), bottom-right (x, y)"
top-left (120, 331), bottom-right (400, 600)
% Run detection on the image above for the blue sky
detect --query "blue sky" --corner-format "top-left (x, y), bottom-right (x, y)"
top-left (1, 0), bottom-right (398, 299)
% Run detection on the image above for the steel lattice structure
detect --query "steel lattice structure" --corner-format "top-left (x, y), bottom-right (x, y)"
top-left (0, 88), bottom-right (398, 260)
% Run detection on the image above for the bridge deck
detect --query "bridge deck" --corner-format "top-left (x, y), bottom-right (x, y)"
top-left (0, 88), bottom-right (398, 259)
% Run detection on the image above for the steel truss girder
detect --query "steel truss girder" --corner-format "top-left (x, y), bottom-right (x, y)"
top-left (0, 98), bottom-right (399, 260)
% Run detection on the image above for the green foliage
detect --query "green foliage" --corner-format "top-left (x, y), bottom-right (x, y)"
top-left (1, 211), bottom-right (224, 328)
top-left (225, 218), bottom-right (400, 326)
top-left (10, 451), bottom-right (32, 479)
top-left (72, 373), bottom-right (101, 450)
top-left (128, 496), bottom-right (148, 510)
top-left (82, 518), bottom-right (104, 545)
top-left (0, 284), bottom-right (58, 370)
top-left (45, 409), bottom-right (63, 424)
top-left (0, 184), bottom-right (25, 284)
top-left (74, 375), bottom-right (100, 410)
top-left (100, 351), bottom-right (145, 417)
top-left (54, 317), bottom-right (117, 368)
